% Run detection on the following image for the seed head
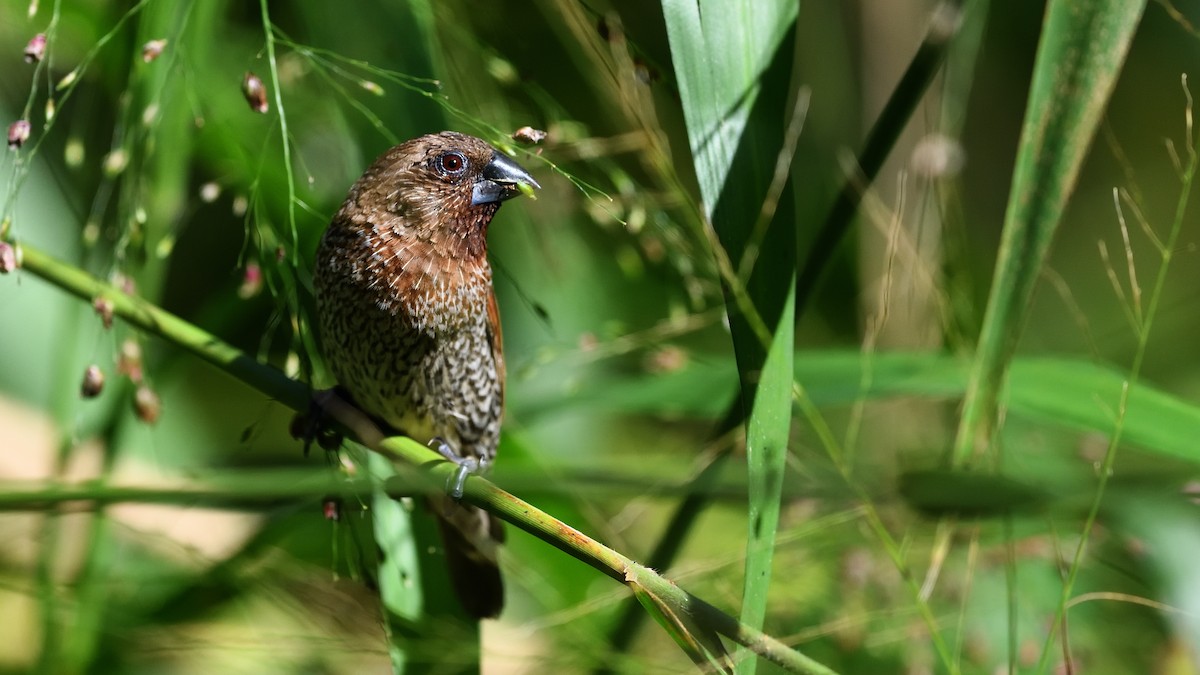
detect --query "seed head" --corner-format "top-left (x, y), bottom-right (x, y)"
top-left (910, 133), bottom-right (965, 178)
top-left (134, 384), bottom-right (161, 424)
top-left (111, 272), bottom-right (137, 295)
top-left (23, 33), bottom-right (45, 63)
top-left (8, 120), bottom-right (30, 149)
top-left (238, 262), bottom-right (262, 298)
top-left (81, 365), bottom-right (105, 398)
top-left (64, 138), bottom-right (84, 167)
top-left (92, 296), bottom-right (115, 329)
top-left (512, 126), bottom-right (547, 145)
top-left (141, 39), bottom-right (167, 63)
top-left (242, 72), bottom-right (269, 114)
top-left (644, 345), bottom-right (688, 374)
top-left (103, 149), bottom-right (129, 176)
top-left (117, 338), bottom-right (143, 383)
top-left (0, 242), bottom-right (17, 273)
top-left (199, 182), bottom-right (220, 203)
top-left (322, 498), bottom-right (342, 521)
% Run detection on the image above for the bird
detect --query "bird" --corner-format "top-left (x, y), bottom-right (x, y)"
top-left (313, 131), bottom-right (539, 619)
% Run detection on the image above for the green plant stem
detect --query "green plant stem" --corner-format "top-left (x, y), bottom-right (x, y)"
top-left (0, 473), bottom-right (356, 510)
top-left (1036, 79), bottom-right (1195, 673)
top-left (7, 240), bottom-right (837, 675)
top-left (258, 0), bottom-right (299, 256)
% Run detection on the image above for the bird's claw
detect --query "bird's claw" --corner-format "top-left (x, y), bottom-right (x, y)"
top-left (429, 437), bottom-right (490, 500)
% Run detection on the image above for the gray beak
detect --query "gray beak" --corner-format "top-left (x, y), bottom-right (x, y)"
top-left (471, 152), bottom-right (540, 206)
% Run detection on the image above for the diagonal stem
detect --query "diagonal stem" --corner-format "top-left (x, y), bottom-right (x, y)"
top-left (5, 240), bottom-right (838, 675)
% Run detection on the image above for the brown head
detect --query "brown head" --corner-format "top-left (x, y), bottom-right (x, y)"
top-left (335, 131), bottom-right (539, 261)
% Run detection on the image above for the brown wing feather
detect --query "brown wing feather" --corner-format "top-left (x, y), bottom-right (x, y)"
top-left (486, 289), bottom-right (505, 414)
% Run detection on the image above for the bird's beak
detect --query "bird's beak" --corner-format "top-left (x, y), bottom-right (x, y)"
top-left (471, 152), bottom-right (540, 206)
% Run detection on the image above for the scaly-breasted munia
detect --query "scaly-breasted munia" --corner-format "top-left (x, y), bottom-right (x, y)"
top-left (314, 131), bottom-right (538, 619)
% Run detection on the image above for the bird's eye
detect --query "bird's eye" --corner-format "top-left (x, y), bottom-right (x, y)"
top-left (437, 152), bottom-right (467, 175)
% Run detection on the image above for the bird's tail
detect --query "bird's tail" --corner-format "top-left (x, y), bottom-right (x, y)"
top-left (434, 498), bottom-right (505, 619)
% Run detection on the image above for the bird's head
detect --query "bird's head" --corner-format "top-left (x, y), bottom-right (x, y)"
top-left (343, 131), bottom-right (539, 260)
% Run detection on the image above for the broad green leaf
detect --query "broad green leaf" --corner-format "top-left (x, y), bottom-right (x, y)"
top-left (953, 0), bottom-right (1147, 465)
top-left (368, 452), bottom-right (425, 673)
top-left (662, 2), bottom-right (799, 671)
top-left (809, 352), bottom-right (1200, 467)
top-left (558, 350), bottom-right (1200, 468)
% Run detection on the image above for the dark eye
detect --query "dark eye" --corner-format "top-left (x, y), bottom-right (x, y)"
top-left (438, 152), bottom-right (467, 175)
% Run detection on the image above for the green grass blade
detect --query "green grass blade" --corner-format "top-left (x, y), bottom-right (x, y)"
top-left (662, 2), bottom-right (799, 672)
top-left (953, 0), bottom-right (1146, 465)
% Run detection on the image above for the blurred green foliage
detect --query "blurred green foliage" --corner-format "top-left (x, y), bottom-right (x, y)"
top-left (2, 0), bottom-right (1200, 674)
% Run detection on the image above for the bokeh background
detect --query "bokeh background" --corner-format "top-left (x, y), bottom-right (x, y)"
top-left (2, 1), bottom-right (1200, 673)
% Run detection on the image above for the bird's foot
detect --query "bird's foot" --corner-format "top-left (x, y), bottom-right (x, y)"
top-left (290, 388), bottom-right (346, 457)
top-left (429, 437), bottom-right (491, 500)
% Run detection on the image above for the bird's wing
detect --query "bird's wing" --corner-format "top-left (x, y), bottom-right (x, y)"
top-left (486, 288), bottom-right (505, 413)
